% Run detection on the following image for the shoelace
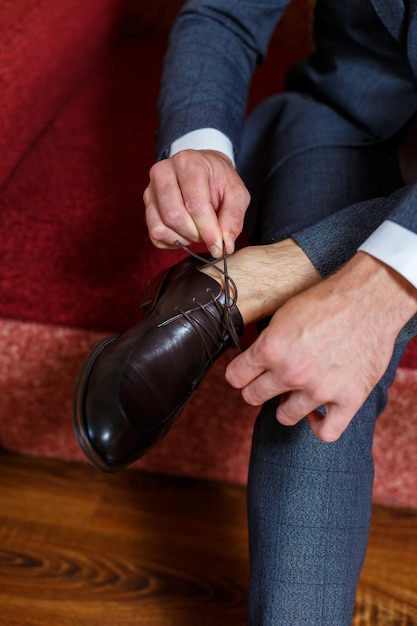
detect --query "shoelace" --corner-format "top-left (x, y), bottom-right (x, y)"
top-left (176, 240), bottom-right (243, 357)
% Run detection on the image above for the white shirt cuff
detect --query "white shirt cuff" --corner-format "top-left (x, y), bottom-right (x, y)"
top-left (169, 128), bottom-right (235, 166)
top-left (358, 220), bottom-right (417, 289)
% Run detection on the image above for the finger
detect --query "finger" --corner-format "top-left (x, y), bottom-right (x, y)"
top-left (306, 405), bottom-right (353, 442)
top-left (217, 181), bottom-right (250, 254)
top-left (225, 327), bottom-right (289, 395)
top-left (145, 197), bottom-right (197, 250)
top-left (174, 155), bottom-right (224, 256)
top-left (225, 346), bottom-right (267, 390)
top-left (226, 344), bottom-right (291, 406)
top-left (276, 390), bottom-right (323, 427)
top-left (240, 370), bottom-right (290, 406)
top-left (146, 164), bottom-right (201, 247)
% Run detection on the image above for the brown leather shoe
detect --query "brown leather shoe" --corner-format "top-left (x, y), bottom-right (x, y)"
top-left (73, 252), bottom-right (243, 472)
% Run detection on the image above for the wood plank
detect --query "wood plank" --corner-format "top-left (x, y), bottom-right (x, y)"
top-left (353, 507), bottom-right (417, 625)
top-left (0, 452), bottom-right (416, 625)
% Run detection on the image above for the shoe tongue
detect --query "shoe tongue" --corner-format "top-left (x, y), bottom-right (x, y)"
top-left (155, 258), bottom-right (222, 320)
top-left (155, 256), bottom-right (244, 343)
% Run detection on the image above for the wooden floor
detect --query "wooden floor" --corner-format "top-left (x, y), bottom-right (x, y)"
top-left (0, 452), bottom-right (416, 625)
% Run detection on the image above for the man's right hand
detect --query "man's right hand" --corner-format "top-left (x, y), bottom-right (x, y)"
top-left (226, 252), bottom-right (417, 442)
top-left (143, 149), bottom-right (250, 258)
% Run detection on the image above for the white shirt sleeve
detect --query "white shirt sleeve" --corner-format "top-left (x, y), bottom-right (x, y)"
top-left (169, 128), bottom-right (235, 166)
top-left (358, 220), bottom-right (417, 289)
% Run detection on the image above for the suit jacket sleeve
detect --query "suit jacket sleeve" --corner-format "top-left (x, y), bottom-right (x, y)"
top-left (292, 186), bottom-right (417, 276)
top-left (156, 0), bottom-right (290, 159)
top-left (292, 186), bottom-right (417, 339)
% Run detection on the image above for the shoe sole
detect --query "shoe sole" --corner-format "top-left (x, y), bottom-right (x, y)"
top-left (73, 336), bottom-right (118, 473)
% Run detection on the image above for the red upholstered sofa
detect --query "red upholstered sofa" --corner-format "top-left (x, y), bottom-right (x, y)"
top-left (1, 0), bottom-right (416, 507)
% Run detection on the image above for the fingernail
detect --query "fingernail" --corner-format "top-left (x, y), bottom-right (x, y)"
top-left (210, 245), bottom-right (222, 258)
top-left (226, 234), bottom-right (236, 254)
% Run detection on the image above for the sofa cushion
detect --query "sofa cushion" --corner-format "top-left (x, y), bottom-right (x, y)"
top-left (0, 0), bottom-right (126, 188)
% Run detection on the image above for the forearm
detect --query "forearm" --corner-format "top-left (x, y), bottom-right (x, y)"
top-left (157, 0), bottom-right (286, 158)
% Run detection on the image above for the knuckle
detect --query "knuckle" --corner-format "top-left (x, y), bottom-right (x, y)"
top-left (162, 205), bottom-right (183, 227)
top-left (142, 186), bottom-right (150, 205)
top-left (250, 336), bottom-right (272, 367)
top-left (256, 330), bottom-right (277, 356)
top-left (183, 195), bottom-right (204, 216)
top-left (236, 184), bottom-right (251, 207)
top-left (318, 426), bottom-right (341, 443)
top-left (308, 385), bottom-right (327, 406)
top-left (148, 161), bottom-right (167, 184)
top-left (224, 367), bottom-right (237, 388)
top-left (277, 406), bottom-right (298, 424)
top-left (252, 334), bottom-right (308, 388)
top-left (172, 149), bottom-right (199, 171)
top-left (241, 387), bottom-right (262, 407)
top-left (227, 205), bottom-right (246, 229)
top-left (148, 222), bottom-right (170, 245)
top-left (281, 366), bottom-right (307, 390)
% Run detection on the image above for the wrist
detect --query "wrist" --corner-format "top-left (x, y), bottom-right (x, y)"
top-left (169, 128), bottom-right (235, 165)
top-left (343, 252), bottom-right (417, 334)
top-left (201, 239), bottom-right (322, 324)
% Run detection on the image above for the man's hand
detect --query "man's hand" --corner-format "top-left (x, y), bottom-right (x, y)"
top-left (226, 253), bottom-right (417, 442)
top-left (143, 149), bottom-right (250, 257)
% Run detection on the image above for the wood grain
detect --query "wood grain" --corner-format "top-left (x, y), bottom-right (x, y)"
top-left (0, 452), bottom-right (415, 625)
